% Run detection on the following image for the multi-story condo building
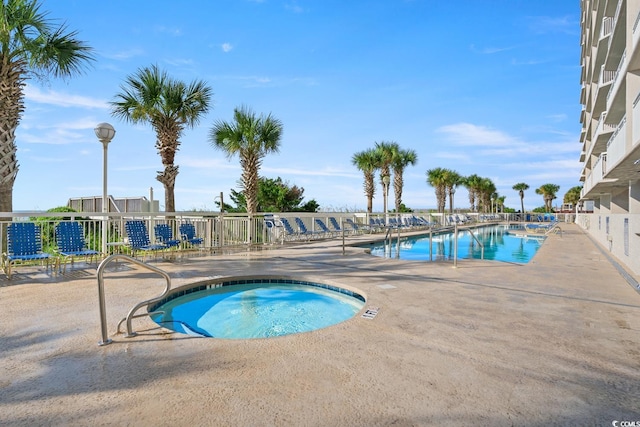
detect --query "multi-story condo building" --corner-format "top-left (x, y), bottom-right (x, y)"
top-left (578, 0), bottom-right (640, 276)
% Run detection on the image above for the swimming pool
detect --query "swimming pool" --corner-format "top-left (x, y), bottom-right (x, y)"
top-left (149, 277), bottom-right (365, 339)
top-left (363, 224), bottom-right (544, 264)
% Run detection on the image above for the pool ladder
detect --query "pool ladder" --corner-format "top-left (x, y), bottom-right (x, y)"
top-left (96, 254), bottom-right (172, 346)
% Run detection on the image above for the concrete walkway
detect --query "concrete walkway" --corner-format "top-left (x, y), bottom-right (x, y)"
top-left (1, 224), bottom-right (639, 426)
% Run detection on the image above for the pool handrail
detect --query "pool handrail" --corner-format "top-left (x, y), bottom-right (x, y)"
top-left (96, 254), bottom-right (172, 346)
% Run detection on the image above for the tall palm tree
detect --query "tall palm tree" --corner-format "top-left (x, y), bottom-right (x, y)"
top-left (464, 174), bottom-right (483, 212)
top-left (563, 185), bottom-right (582, 206)
top-left (443, 169), bottom-right (463, 214)
top-left (535, 183), bottom-right (560, 212)
top-left (210, 105), bottom-right (283, 216)
top-left (111, 64), bottom-right (212, 212)
top-left (512, 182), bottom-right (529, 216)
top-left (0, 0), bottom-right (94, 213)
top-left (352, 148), bottom-right (380, 213)
top-left (477, 178), bottom-right (496, 213)
top-left (391, 147), bottom-right (417, 213)
top-left (426, 167), bottom-right (448, 214)
top-left (374, 141), bottom-right (395, 179)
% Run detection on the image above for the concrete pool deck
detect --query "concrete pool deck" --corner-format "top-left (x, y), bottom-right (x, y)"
top-left (1, 223), bottom-right (639, 426)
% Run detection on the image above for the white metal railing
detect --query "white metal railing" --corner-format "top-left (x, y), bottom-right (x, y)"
top-left (0, 211), bottom-right (389, 267)
top-left (590, 153), bottom-right (607, 190)
top-left (634, 92), bottom-right (640, 145)
top-left (600, 64), bottom-right (615, 85)
top-left (606, 50), bottom-right (626, 105)
top-left (600, 16), bottom-right (613, 39)
top-left (606, 117), bottom-right (626, 166)
top-left (595, 112), bottom-right (616, 140)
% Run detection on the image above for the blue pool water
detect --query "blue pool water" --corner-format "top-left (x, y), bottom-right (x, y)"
top-left (150, 279), bottom-right (365, 339)
top-left (366, 225), bottom-right (544, 264)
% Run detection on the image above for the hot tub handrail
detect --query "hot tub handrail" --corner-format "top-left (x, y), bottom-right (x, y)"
top-left (96, 254), bottom-right (171, 346)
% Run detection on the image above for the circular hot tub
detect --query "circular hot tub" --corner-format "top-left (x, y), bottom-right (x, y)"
top-left (149, 276), bottom-right (366, 339)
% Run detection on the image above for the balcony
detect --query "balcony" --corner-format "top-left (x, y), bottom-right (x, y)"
top-left (593, 65), bottom-right (614, 116)
top-left (605, 51), bottom-right (627, 121)
top-left (605, 117), bottom-right (627, 167)
top-left (583, 151), bottom-right (618, 197)
top-left (634, 92), bottom-right (640, 145)
top-left (586, 111), bottom-right (616, 162)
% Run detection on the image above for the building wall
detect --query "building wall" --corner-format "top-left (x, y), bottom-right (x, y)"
top-left (578, 0), bottom-right (640, 276)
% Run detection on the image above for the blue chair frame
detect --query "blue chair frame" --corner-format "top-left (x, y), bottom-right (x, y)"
top-left (179, 223), bottom-right (203, 248)
top-left (125, 220), bottom-right (166, 259)
top-left (55, 221), bottom-right (100, 273)
top-left (154, 224), bottom-right (181, 249)
top-left (2, 222), bottom-right (52, 279)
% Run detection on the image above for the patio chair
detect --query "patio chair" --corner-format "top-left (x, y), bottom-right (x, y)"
top-left (345, 218), bottom-right (367, 234)
top-left (295, 217), bottom-right (320, 240)
top-left (154, 224), bottom-right (181, 248)
top-left (314, 218), bottom-right (335, 238)
top-left (277, 218), bottom-right (299, 241)
top-left (55, 221), bottom-right (101, 273)
top-left (125, 220), bottom-right (166, 259)
top-left (328, 217), bottom-right (342, 233)
top-left (2, 222), bottom-right (52, 279)
top-left (179, 223), bottom-right (203, 247)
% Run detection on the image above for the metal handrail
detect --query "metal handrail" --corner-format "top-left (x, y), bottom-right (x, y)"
top-left (96, 254), bottom-right (171, 346)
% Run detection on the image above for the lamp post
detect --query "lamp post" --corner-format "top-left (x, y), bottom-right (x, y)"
top-left (95, 123), bottom-right (116, 256)
top-left (382, 174), bottom-right (390, 225)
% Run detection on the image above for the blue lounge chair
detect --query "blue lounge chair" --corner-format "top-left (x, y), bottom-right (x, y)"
top-left (125, 220), bottom-right (166, 259)
top-left (294, 217), bottom-right (318, 239)
top-left (328, 217), bottom-right (345, 234)
top-left (278, 218), bottom-right (299, 241)
top-left (2, 222), bottom-right (52, 279)
top-left (154, 224), bottom-right (181, 248)
top-left (314, 218), bottom-right (334, 237)
top-left (179, 223), bottom-right (203, 247)
top-left (55, 221), bottom-right (101, 273)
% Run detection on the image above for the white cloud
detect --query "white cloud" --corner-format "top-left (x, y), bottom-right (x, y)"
top-left (222, 43), bottom-right (233, 52)
top-left (436, 122), bottom-right (518, 147)
top-left (470, 44), bottom-right (515, 54)
top-left (24, 86), bottom-right (109, 109)
top-left (101, 48), bottom-right (144, 60)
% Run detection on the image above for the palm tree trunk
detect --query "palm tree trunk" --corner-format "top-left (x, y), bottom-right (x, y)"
top-left (0, 57), bottom-right (25, 215)
top-left (156, 165), bottom-right (178, 212)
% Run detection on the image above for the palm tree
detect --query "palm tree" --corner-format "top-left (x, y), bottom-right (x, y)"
top-left (563, 185), bottom-right (582, 206)
top-left (111, 64), bottom-right (212, 212)
top-left (477, 178), bottom-right (496, 213)
top-left (464, 174), bottom-right (483, 212)
top-left (535, 183), bottom-right (560, 212)
top-left (0, 0), bottom-right (94, 213)
top-left (210, 105), bottom-right (283, 216)
top-left (352, 148), bottom-right (380, 213)
top-left (512, 182), bottom-right (529, 217)
top-left (391, 147), bottom-right (417, 213)
top-left (443, 169), bottom-right (463, 214)
top-left (426, 167), bottom-right (448, 214)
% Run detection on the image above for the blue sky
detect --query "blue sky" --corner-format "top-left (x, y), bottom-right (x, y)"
top-left (14, 0), bottom-right (581, 212)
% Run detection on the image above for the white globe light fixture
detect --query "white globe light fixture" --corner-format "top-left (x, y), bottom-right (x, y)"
top-left (95, 123), bottom-right (116, 256)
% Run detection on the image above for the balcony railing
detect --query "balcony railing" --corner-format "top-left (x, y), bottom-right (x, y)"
top-left (600, 16), bottom-right (613, 39)
top-left (606, 117), bottom-right (627, 166)
top-left (634, 92), bottom-right (640, 146)
top-left (606, 50), bottom-right (626, 106)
